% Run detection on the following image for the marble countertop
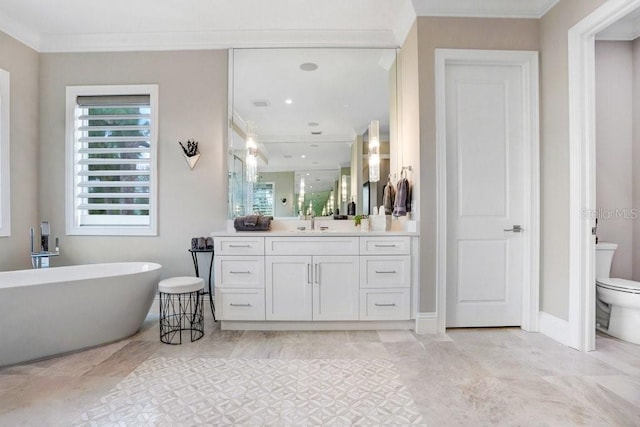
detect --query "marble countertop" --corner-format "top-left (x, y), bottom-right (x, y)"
top-left (210, 230), bottom-right (419, 237)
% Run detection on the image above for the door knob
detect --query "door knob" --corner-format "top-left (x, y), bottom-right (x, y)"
top-left (504, 225), bottom-right (523, 233)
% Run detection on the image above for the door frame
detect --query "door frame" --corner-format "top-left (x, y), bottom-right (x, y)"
top-left (434, 49), bottom-right (540, 334)
top-left (568, 0), bottom-right (640, 351)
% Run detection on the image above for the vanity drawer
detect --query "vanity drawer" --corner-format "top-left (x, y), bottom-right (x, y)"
top-left (359, 289), bottom-right (410, 320)
top-left (265, 237), bottom-right (359, 256)
top-left (360, 256), bottom-right (410, 288)
top-left (215, 256), bottom-right (265, 288)
top-left (214, 237), bottom-right (264, 255)
top-left (360, 236), bottom-right (410, 255)
top-left (216, 288), bottom-right (265, 321)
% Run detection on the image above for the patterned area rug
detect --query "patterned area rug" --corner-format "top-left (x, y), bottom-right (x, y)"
top-left (76, 357), bottom-right (425, 426)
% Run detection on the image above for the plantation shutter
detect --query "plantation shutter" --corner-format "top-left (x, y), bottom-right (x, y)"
top-left (74, 94), bottom-right (152, 227)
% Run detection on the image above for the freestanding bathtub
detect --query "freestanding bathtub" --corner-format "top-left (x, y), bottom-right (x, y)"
top-left (0, 262), bottom-right (161, 367)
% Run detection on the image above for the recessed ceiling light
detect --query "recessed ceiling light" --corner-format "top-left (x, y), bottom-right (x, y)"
top-left (300, 62), bottom-right (318, 71)
top-left (301, 155), bottom-right (306, 159)
top-left (308, 122), bottom-right (319, 127)
top-left (306, 173), bottom-right (310, 176)
top-left (285, 99), bottom-right (293, 104)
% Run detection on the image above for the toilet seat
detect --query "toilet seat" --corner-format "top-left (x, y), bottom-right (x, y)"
top-left (596, 277), bottom-right (640, 294)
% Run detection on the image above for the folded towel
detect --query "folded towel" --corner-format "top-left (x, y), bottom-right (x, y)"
top-left (197, 237), bottom-right (206, 250)
top-left (234, 215), bottom-right (272, 231)
top-left (205, 237), bottom-right (214, 249)
top-left (191, 237), bottom-right (199, 250)
top-left (244, 215), bottom-right (259, 227)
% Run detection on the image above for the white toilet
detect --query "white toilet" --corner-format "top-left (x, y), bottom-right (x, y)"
top-left (596, 242), bottom-right (640, 345)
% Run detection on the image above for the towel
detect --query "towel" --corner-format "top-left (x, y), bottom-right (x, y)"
top-left (382, 180), bottom-right (396, 215)
top-left (205, 237), bottom-right (214, 249)
top-left (244, 215), bottom-right (259, 227)
top-left (392, 178), bottom-right (410, 217)
top-left (234, 215), bottom-right (272, 231)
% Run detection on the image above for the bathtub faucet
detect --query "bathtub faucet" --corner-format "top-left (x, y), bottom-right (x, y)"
top-left (30, 221), bottom-right (60, 268)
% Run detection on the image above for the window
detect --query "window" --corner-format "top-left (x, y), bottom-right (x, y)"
top-left (0, 68), bottom-right (9, 237)
top-left (66, 85), bottom-right (158, 235)
top-left (252, 182), bottom-right (275, 216)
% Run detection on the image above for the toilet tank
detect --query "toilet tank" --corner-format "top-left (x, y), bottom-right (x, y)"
top-left (596, 242), bottom-right (617, 278)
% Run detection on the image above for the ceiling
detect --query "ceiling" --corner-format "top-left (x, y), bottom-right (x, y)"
top-left (0, 0), bottom-right (559, 53)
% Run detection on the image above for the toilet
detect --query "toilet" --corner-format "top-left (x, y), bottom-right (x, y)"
top-left (596, 242), bottom-right (640, 345)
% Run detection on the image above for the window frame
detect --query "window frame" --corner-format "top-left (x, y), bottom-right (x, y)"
top-left (0, 68), bottom-right (10, 237)
top-left (65, 84), bottom-right (159, 236)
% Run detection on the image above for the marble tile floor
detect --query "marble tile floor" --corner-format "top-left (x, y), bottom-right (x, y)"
top-left (0, 312), bottom-right (638, 426)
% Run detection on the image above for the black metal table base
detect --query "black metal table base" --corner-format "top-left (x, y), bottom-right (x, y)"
top-left (159, 290), bottom-right (204, 345)
top-left (189, 249), bottom-right (216, 321)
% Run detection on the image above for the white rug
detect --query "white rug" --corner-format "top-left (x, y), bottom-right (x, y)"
top-left (76, 357), bottom-right (425, 426)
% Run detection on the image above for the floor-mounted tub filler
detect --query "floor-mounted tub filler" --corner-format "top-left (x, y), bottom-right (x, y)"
top-left (0, 262), bottom-right (161, 367)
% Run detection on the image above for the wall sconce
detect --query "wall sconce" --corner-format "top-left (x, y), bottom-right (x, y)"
top-left (368, 120), bottom-right (380, 182)
top-left (341, 174), bottom-right (348, 202)
top-left (245, 134), bottom-right (258, 183)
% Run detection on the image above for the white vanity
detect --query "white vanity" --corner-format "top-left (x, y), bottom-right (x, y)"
top-left (212, 231), bottom-right (418, 330)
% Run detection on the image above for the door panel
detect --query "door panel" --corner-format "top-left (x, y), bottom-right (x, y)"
top-left (313, 256), bottom-right (359, 321)
top-left (266, 256), bottom-right (312, 320)
top-left (446, 63), bottom-right (524, 327)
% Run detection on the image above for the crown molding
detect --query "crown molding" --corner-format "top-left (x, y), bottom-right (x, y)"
top-left (0, 10), bottom-right (40, 51)
top-left (412, 0), bottom-right (559, 19)
top-left (38, 29), bottom-right (398, 53)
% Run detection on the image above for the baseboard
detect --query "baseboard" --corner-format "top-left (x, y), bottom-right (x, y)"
top-left (539, 311), bottom-right (571, 346)
top-left (414, 312), bottom-right (438, 335)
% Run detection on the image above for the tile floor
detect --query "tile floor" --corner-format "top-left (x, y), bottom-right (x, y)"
top-left (0, 312), bottom-right (639, 426)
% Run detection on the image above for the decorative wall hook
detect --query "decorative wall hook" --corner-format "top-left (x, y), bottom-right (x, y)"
top-left (179, 139), bottom-right (200, 169)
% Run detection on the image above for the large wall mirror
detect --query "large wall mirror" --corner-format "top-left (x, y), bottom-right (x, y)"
top-left (228, 48), bottom-right (398, 219)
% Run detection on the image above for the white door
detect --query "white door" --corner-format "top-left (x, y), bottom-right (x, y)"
top-left (266, 256), bottom-right (312, 320)
top-left (313, 256), bottom-right (359, 321)
top-left (445, 62), bottom-right (525, 327)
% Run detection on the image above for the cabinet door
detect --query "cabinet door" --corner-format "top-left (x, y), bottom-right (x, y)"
top-left (313, 256), bottom-right (359, 321)
top-left (266, 256), bottom-right (312, 320)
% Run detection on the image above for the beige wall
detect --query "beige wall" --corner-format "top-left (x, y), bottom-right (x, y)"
top-left (259, 171), bottom-right (294, 217)
top-left (540, 0), bottom-right (608, 319)
top-left (413, 17), bottom-right (540, 312)
top-left (0, 32), bottom-right (40, 270)
top-left (38, 50), bottom-right (228, 279)
top-left (595, 41), bottom-right (634, 279)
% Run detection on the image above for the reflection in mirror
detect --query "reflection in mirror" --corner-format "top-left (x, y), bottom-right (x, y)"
top-left (228, 48), bottom-right (397, 218)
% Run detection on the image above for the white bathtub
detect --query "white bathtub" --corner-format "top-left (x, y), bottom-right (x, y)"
top-left (0, 262), bottom-right (161, 367)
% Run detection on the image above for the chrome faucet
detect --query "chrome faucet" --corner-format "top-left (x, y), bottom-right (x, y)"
top-left (30, 221), bottom-right (60, 268)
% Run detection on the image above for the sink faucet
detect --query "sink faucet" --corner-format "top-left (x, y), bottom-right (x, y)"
top-left (310, 214), bottom-right (315, 230)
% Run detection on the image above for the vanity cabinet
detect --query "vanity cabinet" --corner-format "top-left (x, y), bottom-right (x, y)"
top-left (265, 237), bottom-right (359, 321)
top-left (213, 234), bottom-right (413, 324)
top-left (359, 236), bottom-right (411, 320)
top-left (214, 236), bottom-right (266, 321)
top-left (265, 255), bottom-right (359, 321)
